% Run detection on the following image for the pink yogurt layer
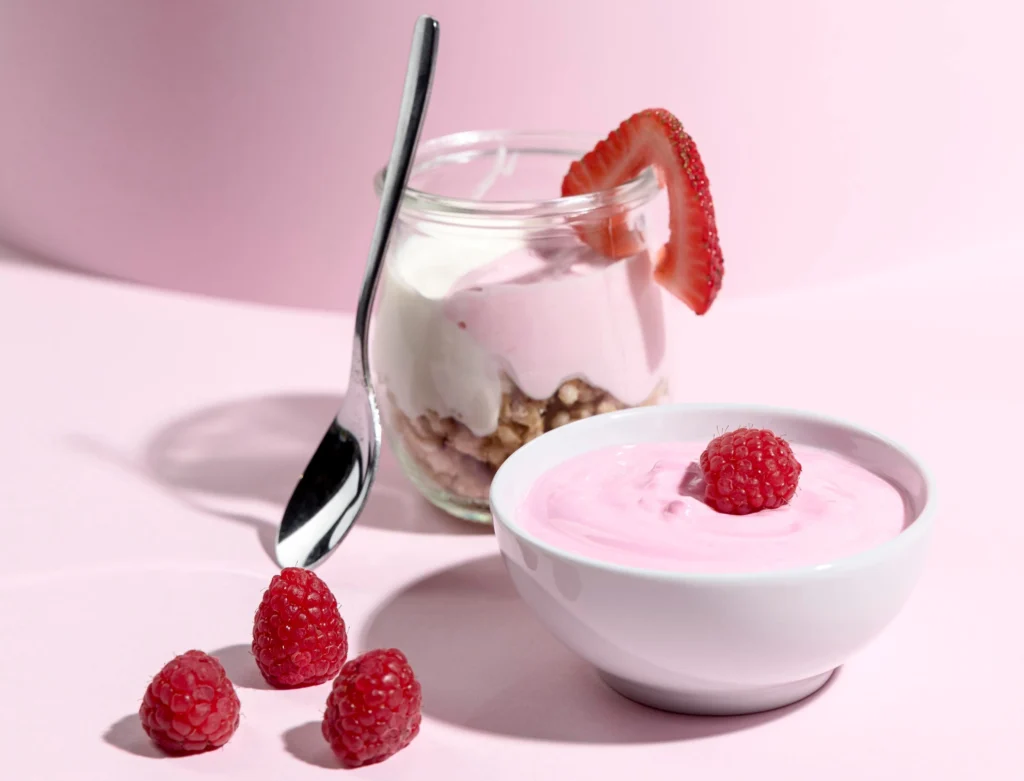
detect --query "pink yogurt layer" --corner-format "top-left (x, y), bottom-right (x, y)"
top-left (442, 243), bottom-right (667, 407)
top-left (517, 441), bottom-right (909, 573)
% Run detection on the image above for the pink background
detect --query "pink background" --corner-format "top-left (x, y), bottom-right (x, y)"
top-left (1, 0), bottom-right (1021, 310)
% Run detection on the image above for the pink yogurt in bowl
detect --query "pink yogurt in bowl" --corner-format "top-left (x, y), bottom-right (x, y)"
top-left (489, 404), bottom-right (935, 715)
top-left (518, 440), bottom-right (909, 574)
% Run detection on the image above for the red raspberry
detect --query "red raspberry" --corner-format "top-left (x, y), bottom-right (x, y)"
top-left (699, 428), bottom-right (802, 514)
top-left (322, 648), bottom-right (422, 768)
top-left (138, 650), bottom-right (240, 754)
top-left (252, 567), bottom-right (348, 688)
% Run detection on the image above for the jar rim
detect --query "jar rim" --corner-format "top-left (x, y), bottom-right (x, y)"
top-left (373, 129), bottom-right (659, 227)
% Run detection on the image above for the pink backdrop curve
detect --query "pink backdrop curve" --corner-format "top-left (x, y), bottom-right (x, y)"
top-left (0, 0), bottom-right (1019, 310)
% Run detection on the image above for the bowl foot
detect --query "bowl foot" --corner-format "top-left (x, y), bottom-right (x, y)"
top-left (597, 668), bottom-right (836, 716)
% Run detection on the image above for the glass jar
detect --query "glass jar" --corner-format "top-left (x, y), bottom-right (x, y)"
top-left (371, 130), bottom-right (671, 523)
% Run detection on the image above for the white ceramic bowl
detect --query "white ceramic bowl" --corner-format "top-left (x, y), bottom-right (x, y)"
top-left (490, 404), bottom-right (935, 716)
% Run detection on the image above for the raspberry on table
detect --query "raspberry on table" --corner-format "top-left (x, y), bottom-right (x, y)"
top-left (138, 650), bottom-right (240, 754)
top-left (252, 567), bottom-right (348, 688)
top-left (322, 648), bottom-right (422, 768)
top-left (699, 427), bottom-right (802, 514)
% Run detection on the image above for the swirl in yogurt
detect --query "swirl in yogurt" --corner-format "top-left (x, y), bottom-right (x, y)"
top-left (517, 441), bottom-right (908, 573)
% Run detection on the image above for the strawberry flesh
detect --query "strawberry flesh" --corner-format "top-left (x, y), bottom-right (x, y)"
top-left (561, 109), bottom-right (724, 315)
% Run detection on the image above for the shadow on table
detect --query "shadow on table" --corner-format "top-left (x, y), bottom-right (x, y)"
top-left (135, 393), bottom-right (491, 561)
top-left (206, 643), bottom-right (273, 690)
top-left (363, 555), bottom-right (837, 744)
top-left (282, 721), bottom-right (340, 769)
top-left (103, 713), bottom-right (166, 759)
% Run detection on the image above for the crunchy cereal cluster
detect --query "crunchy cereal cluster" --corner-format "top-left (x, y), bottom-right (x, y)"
top-left (389, 378), bottom-right (665, 504)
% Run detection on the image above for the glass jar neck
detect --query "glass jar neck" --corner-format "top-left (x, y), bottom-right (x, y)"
top-left (373, 129), bottom-right (658, 233)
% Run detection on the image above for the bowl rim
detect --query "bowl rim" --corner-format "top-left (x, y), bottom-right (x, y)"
top-left (489, 402), bottom-right (937, 583)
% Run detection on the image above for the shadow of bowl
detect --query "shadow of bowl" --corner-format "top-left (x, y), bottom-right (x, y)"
top-left (362, 555), bottom-right (837, 744)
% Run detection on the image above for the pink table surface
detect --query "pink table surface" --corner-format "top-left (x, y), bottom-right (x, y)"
top-left (1, 245), bottom-right (1022, 779)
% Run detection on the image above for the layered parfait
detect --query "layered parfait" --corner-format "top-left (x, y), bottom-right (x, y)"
top-left (371, 110), bottom-right (724, 520)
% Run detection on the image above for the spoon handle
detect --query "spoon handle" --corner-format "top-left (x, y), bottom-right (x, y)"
top-left (351, 15), bottom-right (439, 375)
top-left (275, 17), bottom-right (439, 570)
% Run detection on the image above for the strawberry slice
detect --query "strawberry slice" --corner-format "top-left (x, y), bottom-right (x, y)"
top-left (562, 109), bottom-right (724, 315)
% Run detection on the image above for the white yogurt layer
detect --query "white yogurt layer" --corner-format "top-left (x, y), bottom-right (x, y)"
top-left (371, 230), bottom-right (669, 437)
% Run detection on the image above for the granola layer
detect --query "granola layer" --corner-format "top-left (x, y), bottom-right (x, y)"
top-left (388, 377), bottom-right (666, 503)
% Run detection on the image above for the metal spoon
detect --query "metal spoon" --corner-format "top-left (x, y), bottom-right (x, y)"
top-left (275, 15), bottom-right (439, 569)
